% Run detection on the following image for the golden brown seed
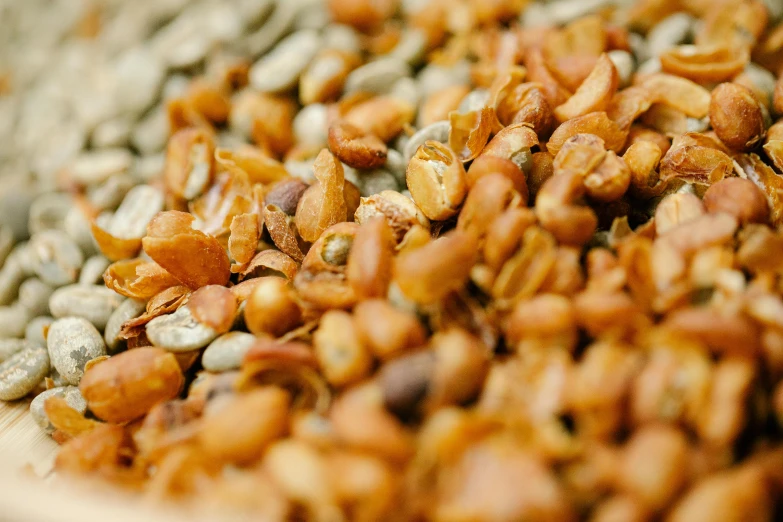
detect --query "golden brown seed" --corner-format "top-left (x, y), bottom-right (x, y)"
top-left (528, 151), bottom-right (555, 200)
top-left (354, 299), bottom-right (426, 360)
top-left (506, 293), bottom-right (576, 345)
top-left (300, 49), bottom-right (359, 106)
top-left (79, 347), bottom-right (184, 424)
top-left (343, 96), bottom-right (415, 143)
top-left (330, 382), bottom-right (414, 462)
top-left (466, 155), bottom-right (527, 197)
top-left (654, 193), bottom-right (706, 236)
top-left (188, 284), bottom-right (238, 334)
top-left (427, 328), bottom-right (489, 410)
top-left (200, 387), bottom-right (289, 465)
top-left (703, 177), bottom-right (769, 225)
top-left (354, 189), bottom-right (430, 243)
top-left (497, 82), bottom-right (555, 137)
top-left (554, 54), bottom-right (619, 123)
top-left (709, 83), bottom-right (766, 151)
top-left (228, 213), bottom-right (260, 265)
top-left (394, 230), bottom-right (478, 304)
top-left (313, 310), bottom-right (372, 387)
top-left (141, 211), bottom-right (231, 289)
top-left (547, 112), bottom-right (627, 155)
top-left (667, 465), bottom-right (771, 522)
top-left (265, 178), bottom-right (309, 216)
top-left (406, 141), bottom-right (468, 221)
top-left (327, 121), bottom-right (388, 169)
top-left (419, 85), bottom-right (471, 127)
top-left (659, 46), bottom-right (748, 84)
top-left (457, 173), bottom-right (520, 238)
top-left (346, 217), bottom-right (395, 299)
top-left (535, 169), bottom-right (598, 246)
top-left (624, 140), bottom-right (664, 198)
top-left (295, 149), bottom-right (348, 243)
top-left (617, 424), bottom-right (689, 511)
top-left (484, 207), bottom-right (537, 272)
top-left (326, 0), bottom-right (396, 32)
top-left (244, 277), bottom-right (302, 337)
top-left (163, 128), bottom-right (215, 208)
top-left (584, 151), bottom-right (631, 202)
top-left (774, 73), bottom-right (783, 116)
top-left (448, 107), bottom-right (493, 162)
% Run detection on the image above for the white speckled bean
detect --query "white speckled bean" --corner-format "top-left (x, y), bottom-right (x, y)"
top-left (202, 331), bottom-right (256, 372)
top-left (146, 306), bottom-right (218, 352)
top-left (47, 317), bottom-right (107, 386)
top-left (0, 345), bottom-right (49, 401)
top-left (30, 386), bottom-right (87, 433)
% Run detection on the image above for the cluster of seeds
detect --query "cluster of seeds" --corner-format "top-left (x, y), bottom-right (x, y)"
top-left (4, 0), bottom-right (783, 520)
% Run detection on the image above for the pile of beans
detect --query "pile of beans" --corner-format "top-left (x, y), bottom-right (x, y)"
top-left (3, 0), bottom-right (783, 520)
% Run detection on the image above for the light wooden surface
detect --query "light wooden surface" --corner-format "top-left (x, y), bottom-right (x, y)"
top-left (0, 401), bottom-right (195, 522)
top-left (0, 399), bottom-right (58, 477)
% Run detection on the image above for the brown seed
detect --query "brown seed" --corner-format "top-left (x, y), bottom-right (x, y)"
top-left (295, 149), bottom-right (348, 243)
top-left (187, 285), bottom-right (238, 334)
top-left (353, 299), bottom-right (426, 360)
top-left (79, 347), bottom-right (184, 423)
top-left (163, 128), bottom-right (215, 206)
top-left (448, 107), bottom-right (493, 162)
top-left (702, 177), bottom-right (769, 225)
top-left (265, 178), bottom-right (309, 216)
top-left (328, 121), bottom-right (388, 169)
top-left (228, 213), bottom-right (260, 265)
top-left (406, 140), bottom-right (467, 221)
top-left (313, 310), bottom-right (372, 387)
top-left (654, 193), bottom-right (706, 236)
top-left (394, 230), bottom-right (478, 304)
top-left (244, 277), bottom-right (302, 337)
top-left (346, 217), bottom-right (395, 299)
top-left (617, 424), bottom-right (689, 511)
top-left (667, 465), bottom-right (771, 522)
top-left (354, 190), bottom-right (430, 243)
top-left (200, 387), bottom-right (289, 465)
top-left (555, 54), bottom-right (619, 123)
top-left (327, 0), bottom-right (396, 32)
top-left (141, 211), bottom-right (230, 289)
top-left (709, 83), bottom-right (766, 151)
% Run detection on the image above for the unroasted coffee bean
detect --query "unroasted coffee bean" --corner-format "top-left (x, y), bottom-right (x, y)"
top-left (0, 224), bottom-right (12, 266)
top-left (202, 331), bottom-right (256, 372)
top-left (104, 297), bottom-right (146, 353)
top-left (78, 255), bottom-right (111, 286)
top-left (0, 253), bottom-right (28, 306)
top-left (0, 304), bottom-right (31, 339)
top-left (0, 338), bottom-right (29, 363)
top-left (25, 316), bottom-right (53, 347)
top-left (49, 284), bottom-right (124, 331)
top-left (345, 58), bottom-right (412, 95)
top-left (47, 317), bottom-right (107, 386)
top-left (18, 277), bottom-right (54, 316)
top-left (106, 184), bottom-right (165, 239)
top-left (403, 120), bottom-right (451, 161)
top-left (29, 231), bottom-right (84, 287)
top-left (63, 205), bottom-right (98, 257)
top-left (146, 305), bottom-right (219, 352)
top-left (27, 192), bottom-right (71, 235)
top-left (0, 179), bottom-right (36, 241)
top-left (30, 386), bottom-right (87, 433)
top-left (249, 29), bottom-right (321, 93)
top-left (0, 345), bottom-right (49, 401)
top-left (69, 148), bottom-right (133, 186)
top-left (87, 174), bottom-right (136, 211)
